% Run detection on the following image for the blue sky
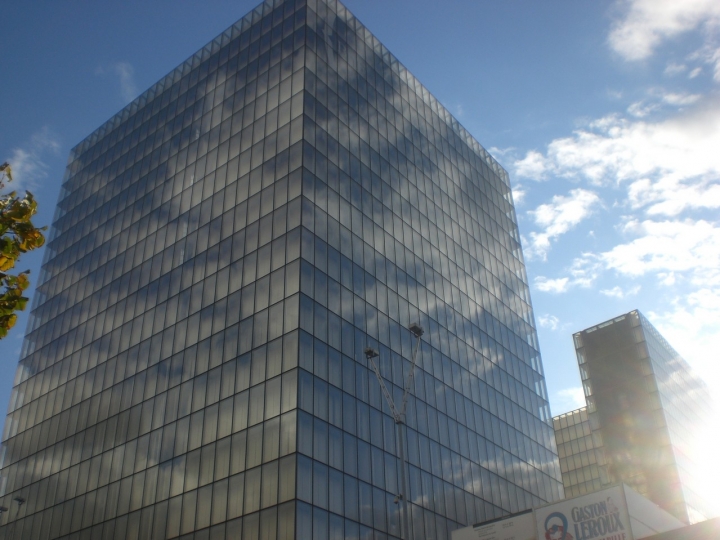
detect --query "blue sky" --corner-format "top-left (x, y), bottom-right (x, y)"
top-left (2, 0), bottom-right (720, 502)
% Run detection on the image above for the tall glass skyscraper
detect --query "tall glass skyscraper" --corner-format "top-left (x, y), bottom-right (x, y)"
top-left (571, 310), bottom-right (713, 524)
top-left (0, 0), bottom-right (562, 538)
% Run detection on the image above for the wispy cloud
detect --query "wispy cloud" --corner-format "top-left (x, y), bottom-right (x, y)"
top-left (538, 218), bottom-right (720, 297)
top-left (537, 314), bottom-right (560, 330)
top-left (627, 100), bottom-right (659, 118)
top-left (627, 89), bottom-right (700, 118)
top-left (689, 42), bottom-right (720, 83)
top-left (514, 150), bottom-right (549, 181)
top-left (608, 0), bottom-right (720, 61)
top-left (114, 62), bottom-right (138, 103)
top-left (661, 91), bottom-right (702, 106)
top-left (608, 0), bottom-right (720, 84)
top-left (515, 96), bottom-right (720, 217)
top-left (518, 101), bottom-right (720, 300)
top-left (525, 189), bottom-right (601, 260)
top-left (600, 284), bottom-right (641, 298)
top-left (3, 127), bottom-right (60, 191)
top-left (554, 387), bottom-right (586, 413)
top-left (535, 277), bottom-right (570, 294)
top-left (664, 62), bottom-right (687, 76)
top-left (97, 61), bottom-right (139, 104)
top-left (517, 99), bottom-right (720, 187)
top-left (600, 218), bottom-right (720, 285)
top-left (533, 253), bottom-right (605, 295)
top-left (511, 184), bottom-right (526, 206)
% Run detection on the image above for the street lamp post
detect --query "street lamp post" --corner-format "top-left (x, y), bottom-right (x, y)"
top-left (0, 507), bottom-right (7, 540)
top-left (4, 496), bottom-right (25, 540)
top-left (365, 322), bottom-right (424, 540)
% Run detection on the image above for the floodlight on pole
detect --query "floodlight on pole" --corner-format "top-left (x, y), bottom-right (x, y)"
top-left (366, 322), bottom-right (424, 540)
top-left (408, 322), bottom-right (424, 338)
top-left (365, 346), bottom-right (399, 425)
top-left (8, 495), bottom-right (25, 537)
top-left (0, 506), bottom-right (7, 537)
top-left (364, 347), bottom-right (379, 359)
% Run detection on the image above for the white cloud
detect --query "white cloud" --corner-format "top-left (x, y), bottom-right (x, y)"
top-left (97, 62), bottom-right (139, 103)
top-left (3, 127), bottom-right (60, 191)
top-left (533, 255), bottom-right (603, 294)
top-left (514, 150), bottom-right (548, 181)
top-left (568, 254), bottom-right (603, 288)
top-left (599, 284), bottom-right (641, 298)
top-left (534, 218), bottom-right (720, 292)
top-left (539, 101), bottom-right (720, 185)
top-left (525, 189), bottom-right (601, 259)
top-left (690, 43), bottom-right (720, 82)
top-left (627, 175), bottom-right (720, 216)
top-left (452, 103), bottom-right (466, 119)
top-left (627, 101), bottom-right (659, 118)
top-left (661, 91), bottom-right (701, 106)
top-left (114, 62), bottom-right (139, 103)
top-left (600, 219), bottom-right (720, 286)
top-left (608, 0), bottom-right (720, 61)
top-left (554, 387), bottom-right (587, 413)
top-left (627, 90), bottom-right (700, 118)
top-left (543, 218), bottom-right (719, 296)
top-left (518, 100), bottom-right (720, 329)
top-left (515, 97), bottom-right (720, 216)
top-left (664, 62), bottom-right (687, 76)
top-left (487, 146), bottom-right (514, 159)
top-left (608, 0), bottom-right (720, 84)
top-left (600, 286), bottom-right (624, 298)
top-left (511, 186), bottom-right (526, 206)
top-left (538, 314), bottom-right (560, 330)
top-left (535, 277), bottom-right (570, 294)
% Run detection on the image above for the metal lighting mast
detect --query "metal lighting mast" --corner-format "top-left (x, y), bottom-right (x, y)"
top-left (364, 322), bottom-right (424, 540)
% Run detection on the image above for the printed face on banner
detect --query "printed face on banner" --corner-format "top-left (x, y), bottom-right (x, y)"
top-left (536, 487), bottom-right (632, 540)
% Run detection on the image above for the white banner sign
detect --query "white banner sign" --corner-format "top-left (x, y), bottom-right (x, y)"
top-left (452, 511), bottom-right (535, 540)
top-left (534, 486), bottom-right (633, 540)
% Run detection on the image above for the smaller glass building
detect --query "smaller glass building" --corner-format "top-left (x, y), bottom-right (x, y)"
top-left (552, 407), bottom-right (607, 498)
top-left (568, 310), bottom-right (713, 524)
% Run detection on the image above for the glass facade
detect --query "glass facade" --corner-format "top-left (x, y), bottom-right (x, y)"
top-left (552, 407), bottom-right (607, 498)
top-left (574, 310), bottom-right (713, 524)
top-left (0, 0), bottom-right (562, 538)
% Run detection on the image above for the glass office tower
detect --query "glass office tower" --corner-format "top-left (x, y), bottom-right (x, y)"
top-left (552, 407), bottom-right (607, 498)
top-left (574, 310), bottom-right (713, 524)
top-left (0, 0), bottom-right (562, 538)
